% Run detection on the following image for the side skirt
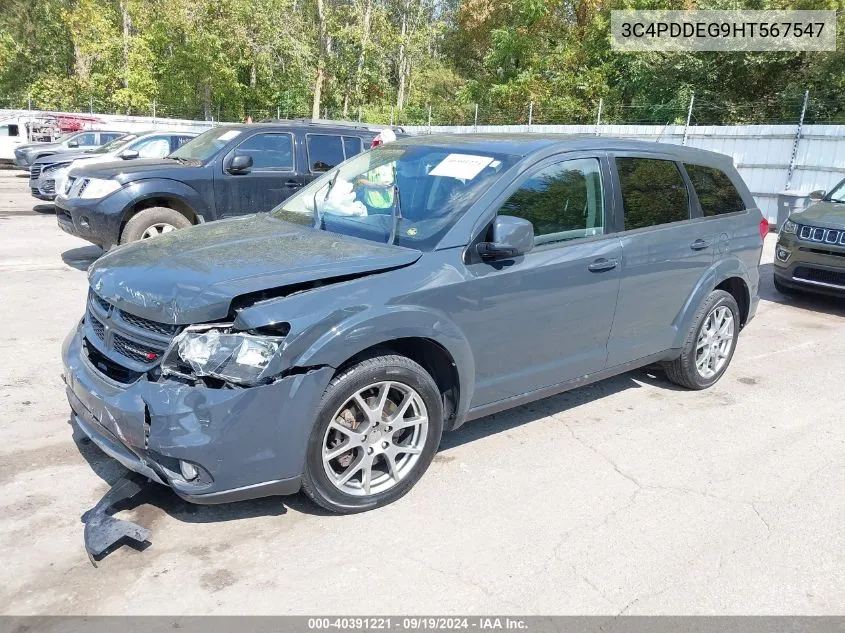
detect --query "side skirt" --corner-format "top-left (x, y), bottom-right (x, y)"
top-left (461, 350), bottom-right (678, 425)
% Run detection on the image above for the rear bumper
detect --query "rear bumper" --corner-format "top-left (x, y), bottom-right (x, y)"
top-left (63, 322), bottom-right (333, 504)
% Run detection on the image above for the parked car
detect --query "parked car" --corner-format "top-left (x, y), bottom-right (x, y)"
top-left (774, 178), bottom-right (845, 297)
top-left (30, 130), bottom-right (197, 201)
top-left (55, 121), bottom-right (395, 248)
top-left (13, 129), bottom-right (125, 169)
top-left (63, 135), bottom-right (764, 514)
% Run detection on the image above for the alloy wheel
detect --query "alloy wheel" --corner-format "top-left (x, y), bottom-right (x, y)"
top-left (322, 381), bottom-right (429, 497)
top-left (695, 305), bottom-right (735, 379)
top-left (141, 223), bottom-right (177, 239)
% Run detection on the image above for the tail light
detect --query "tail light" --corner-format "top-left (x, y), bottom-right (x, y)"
top-left (759, 217), bottom-right (770, 240)
top-left (370, 137), bottom-right (383, 149)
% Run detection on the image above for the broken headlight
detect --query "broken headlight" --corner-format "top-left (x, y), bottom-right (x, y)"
top-left (162, 326), bottom-right (285, 386)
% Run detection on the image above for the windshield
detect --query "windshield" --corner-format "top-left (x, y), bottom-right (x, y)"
top-left (826, 179), bottom-right (845, 203)
top-left (170, 127), bottom-right (241, 161)
top-left (272, 144), bottom-right (516, 250)
top-left (91, 134), bottom-right (137, 154)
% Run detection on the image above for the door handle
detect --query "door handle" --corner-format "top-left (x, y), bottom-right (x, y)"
top-left (587, 258), bottom-right (618, 272)
top-left (690, 238), bottom-right (711, 251)
top-left (284, 180), bottom-right (303, 189)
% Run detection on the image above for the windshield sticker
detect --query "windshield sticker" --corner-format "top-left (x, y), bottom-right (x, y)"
top-left (429, 154), bottom-right (494, 180)
top-left (219, 130), bottom-right (241, 141)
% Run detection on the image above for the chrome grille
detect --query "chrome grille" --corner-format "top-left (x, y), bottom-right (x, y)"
top-left (797, 224), bottom-right (845, 246)
top-left (88, 311), bottom-right (105, 340)
top-left (30, 165), bottom-right (42, 179)
top-left (119, 310), bottom-right (180, 336)
top-left (85, 291), bottom-right (180, 372)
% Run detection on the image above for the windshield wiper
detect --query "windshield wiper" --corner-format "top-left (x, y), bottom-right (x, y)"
top-left (387, 184), bottom-right (403, 245)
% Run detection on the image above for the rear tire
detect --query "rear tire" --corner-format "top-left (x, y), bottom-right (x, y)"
top-left (664, 290), bottom-right (740, 390)
top-left (120, 207), bottom-right (192, 244)
top-left (301, 353), bottom-right (444, 514)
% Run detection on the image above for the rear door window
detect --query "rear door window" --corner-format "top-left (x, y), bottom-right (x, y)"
top-left (684, 164), bottom-right (746, 216)
top-left (233, 133), bottom-right (294, 171)
top-left (499, 158), bottom-right (604, 245)
top-left (616, 158), bottom-right (690, 230)
top-left (307, 135), bottom-right (345, 172)
top-left (75, 132), bottom-right (97, 146)
top-left (7, 124), bottom-right (19, 137)
top-left (172, 135), bottom-right (195, 152)
top-left (100, 132), bottom-right (122, 143)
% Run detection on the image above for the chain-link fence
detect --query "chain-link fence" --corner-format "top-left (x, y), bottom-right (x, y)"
top-left (3, 90), bottom-right (845, 128)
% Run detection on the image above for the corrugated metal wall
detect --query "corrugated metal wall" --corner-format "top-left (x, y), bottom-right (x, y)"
top-left (407, 124), bottom-right (845, 222)
top-left (4, 109), bottom-right (843, 222)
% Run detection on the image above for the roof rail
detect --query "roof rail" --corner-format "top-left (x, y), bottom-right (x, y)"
top-left (257, 117), bottom-right (405, 133)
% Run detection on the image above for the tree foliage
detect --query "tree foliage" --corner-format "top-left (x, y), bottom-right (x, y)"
top-left (0, 0), bottom-right (843, 124)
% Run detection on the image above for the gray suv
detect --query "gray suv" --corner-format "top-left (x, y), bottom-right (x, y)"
top-left (62, 135), bottom-right (764, 514)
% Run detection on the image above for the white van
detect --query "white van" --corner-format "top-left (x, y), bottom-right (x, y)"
top-left (0, 118), bottom-right (29, 164)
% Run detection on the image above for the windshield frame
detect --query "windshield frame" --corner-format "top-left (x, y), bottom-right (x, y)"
top-left (169, 126), bottom-right (243, 163)
top-left (91, 134), bottom-right (137, 154)
top-left (825, 178), bottom-right (845, 203)
top-left (271, 142), bottom-right (519, 251)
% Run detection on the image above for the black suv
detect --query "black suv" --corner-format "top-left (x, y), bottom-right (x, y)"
top-left (55, 121), bottom-right (395, 248)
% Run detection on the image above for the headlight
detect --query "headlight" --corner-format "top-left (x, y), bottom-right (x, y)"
top-left (42, 162), bottom-right (70, 174)
top-left (162, 327), bottom-right (285, 385)
top-left (80, 178), bottom-right (122, 199)
top-left (781, 219), bottom-right (798, 234)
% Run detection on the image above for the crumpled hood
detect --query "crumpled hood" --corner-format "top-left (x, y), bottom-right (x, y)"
top-left (792, 201), bottom-right (845, 229)
top-left (88, 214), bottom-right (422, 324)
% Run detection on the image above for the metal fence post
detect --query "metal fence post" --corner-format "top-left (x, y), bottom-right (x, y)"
top-left (595, 98), bottom-right (603, 136)
top-left (277, 105), bottom-right (281, 119)
top-left (428, 104), bottom-right (432, 134)
top-left (152, 99), bottom-right (156, 121)
top-left (390, 105), bottom-right (394, 126)
top-left (682, 92), bottom-right (695, 145)
top-left (528, 101), bottom-right (533, 132)
top-left (358, 105), bottom-right (362, 122)
top-left (473, 103), bottom-right (478, 132)
top-left (90, 96), bottom-right (94, 114)
top-left (785, 90), bottom-right (809, 192)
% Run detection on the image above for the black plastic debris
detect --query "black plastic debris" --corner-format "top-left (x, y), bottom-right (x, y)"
top-left (82, 472), bottom-right (152, 566)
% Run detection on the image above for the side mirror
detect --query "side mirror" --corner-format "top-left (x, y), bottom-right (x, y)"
top-left (228, 154), bottom-right (253, 174)
top-left (809, 190), bottom-right (825, 202)
top-left (477, 216), bottom-right (534, 260)
top-left (67, 141), bottom-right (79, 148)
top-left (119, 148), bottom-right (139, 160)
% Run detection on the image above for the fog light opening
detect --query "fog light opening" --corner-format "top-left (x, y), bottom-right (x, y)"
top-left (180, 460), bottom-right (199, 481)
top-left (776, 247), bottom-right (791, 262)
top-left (79, 216), bottom-right (90, 229)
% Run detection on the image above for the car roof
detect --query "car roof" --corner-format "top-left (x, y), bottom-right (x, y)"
top-left (395, 133), bottom-right (733, 165)
top-left (214, 122), bottom-right (382, 136)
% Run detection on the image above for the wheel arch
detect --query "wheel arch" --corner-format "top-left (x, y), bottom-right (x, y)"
top-left (287, 309), bottom-right (476, 431)
top-left (672, 256), bottom-right (753, 350)
top-left (118, 180), bottom-right (209, 236)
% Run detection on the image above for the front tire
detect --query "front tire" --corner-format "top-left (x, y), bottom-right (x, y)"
top-left (120, 207), bottom-right (192, 244)
top-left (302, 353), bottom-right (444, 514)
top-left (664, 290), bottom-right (740, 390)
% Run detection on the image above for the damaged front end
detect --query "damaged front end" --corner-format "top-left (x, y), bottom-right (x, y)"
top-left (64, 287), bottom-right (335, 559)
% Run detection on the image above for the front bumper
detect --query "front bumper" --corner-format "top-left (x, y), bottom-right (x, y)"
top-left (774, 233), bottom-right (845, 297)
top-left (62, 321), bottom-right (333, 504)
top-left (55, 190), bottom-right (131, 248)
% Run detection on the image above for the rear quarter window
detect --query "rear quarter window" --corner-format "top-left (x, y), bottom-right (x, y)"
top-left (684, 164), bottom-right (746, 216)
